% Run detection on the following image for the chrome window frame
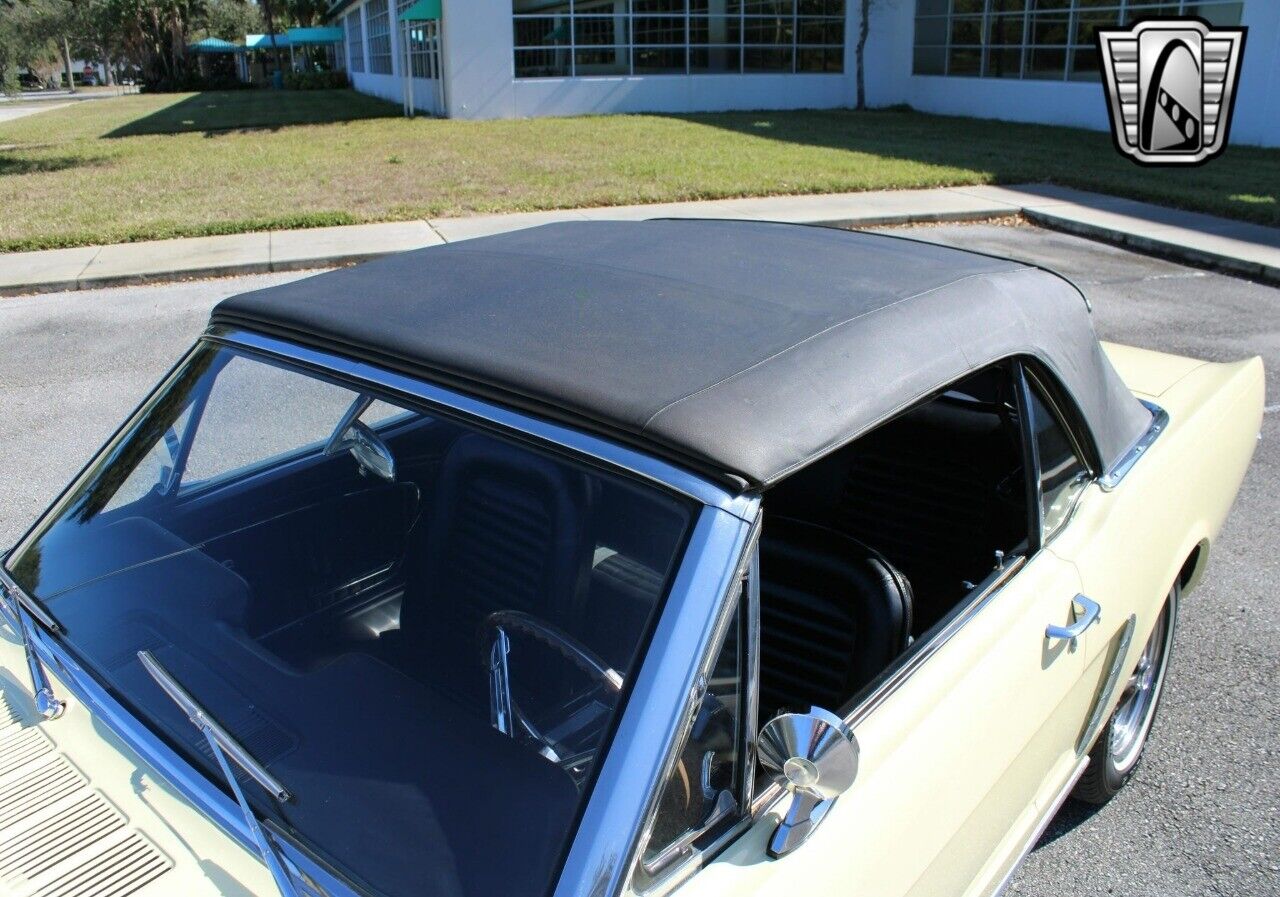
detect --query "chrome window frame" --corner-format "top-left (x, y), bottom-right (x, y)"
top-left (2, 328), bottom-right (759, 897)
top-left (1099, 398), bottom-right (1168, 491)
top-left (1017, 359), bottom-right (1098, 549)
top-left (627, 529), bottom-right (762, 897)
top-left (744, 552), bottom-right (1028, 824)
top-left (593, 355), bottom-right (1168, 896)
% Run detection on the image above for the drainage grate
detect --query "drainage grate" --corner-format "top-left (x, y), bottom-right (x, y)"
top-left (0, 792), bottom-right (124, 880)
top-left (0, 757), bottom-right (84, 831)
top-left (31, 833), bottom-right (171, 897)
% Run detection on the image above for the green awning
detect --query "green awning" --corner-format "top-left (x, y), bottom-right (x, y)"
top-left (189, 37), bottom-right (243, 54)
top-left (398, 0), bottom-right (441, 21)
top-left (286, 26), bottom-right (345, 45)
top-left (246, 33), bottom-right (290, 49)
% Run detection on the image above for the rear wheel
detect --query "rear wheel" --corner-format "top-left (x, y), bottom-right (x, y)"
top-left (1074, 584), bottom-right (1177, 804)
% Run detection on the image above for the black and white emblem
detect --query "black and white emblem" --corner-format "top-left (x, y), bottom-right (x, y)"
top-left (1097, 18), bottom-right (1246, 166)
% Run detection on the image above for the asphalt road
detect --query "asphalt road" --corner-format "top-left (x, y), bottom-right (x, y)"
top-left (0, 224), bottom-right (1275, 896)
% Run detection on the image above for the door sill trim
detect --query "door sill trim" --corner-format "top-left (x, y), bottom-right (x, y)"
top-left (986, 757), bottom-right (1089, 897)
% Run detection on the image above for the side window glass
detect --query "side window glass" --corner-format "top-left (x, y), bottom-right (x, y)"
top-left (103, 402), bottom-right (196, 512)
top-left (182, 355), bottom-right (357, 486)
top-left (1027, 379), bottom-right (1090, 539)
top-left (640, 588), bottom-right (745, 877)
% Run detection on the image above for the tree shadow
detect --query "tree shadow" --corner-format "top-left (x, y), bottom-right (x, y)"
top-left (0, 153), bottom-right (103, 175)
top-left (104, 89), bottom-right (401, 139)
top-left (657, 108), bottom-right (1280, 228)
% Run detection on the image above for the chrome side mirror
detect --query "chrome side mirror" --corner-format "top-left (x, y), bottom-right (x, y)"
top-left (344, 422), bottom-right (396, 482)
top-left (757, 707), bottom-right (858, 858)
top-left (325, 393), bottom-right (396, 483)
top-left (327, 419), bottom-right (396, 482)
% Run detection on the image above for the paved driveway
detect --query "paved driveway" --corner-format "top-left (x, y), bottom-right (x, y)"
top-left (0, 224), bottom-right (1275, 896)
top-left (0, 102), bottom-right (70, 124)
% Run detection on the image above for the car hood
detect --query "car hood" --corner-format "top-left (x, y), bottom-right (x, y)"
top-left (0, 626), bottom-right (275, 897)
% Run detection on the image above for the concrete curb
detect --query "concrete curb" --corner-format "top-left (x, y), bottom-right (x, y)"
top-left (1022, 208), bottom-right (1280, 284)
top-left (2, 184), bottom-right (1277, 296)
top-left (44, 253), bottom-right (404, 294)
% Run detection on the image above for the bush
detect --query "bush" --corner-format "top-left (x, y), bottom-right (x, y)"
top-left (283, 70), bottom-right (350, 90)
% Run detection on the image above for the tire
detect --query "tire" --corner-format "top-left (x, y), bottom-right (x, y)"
top-left (1073, 583), bottom-right (1178, 805)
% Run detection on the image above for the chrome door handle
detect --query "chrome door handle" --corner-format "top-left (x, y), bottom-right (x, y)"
top-left (1046, 594), bottom-right (1101, 640)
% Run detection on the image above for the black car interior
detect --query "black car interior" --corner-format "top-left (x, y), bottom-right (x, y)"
top-left (20, 346), bottom-right (1040, 897)
top-left (758, 364), bottom-right (1030, 721)
top-left (30, 393), bottom-right (692, 897)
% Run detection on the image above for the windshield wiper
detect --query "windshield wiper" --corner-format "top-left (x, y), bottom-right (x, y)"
top-left (0, 564), bottom-right (67, 720)
top-left (137, 650), bottom-right (301, 897)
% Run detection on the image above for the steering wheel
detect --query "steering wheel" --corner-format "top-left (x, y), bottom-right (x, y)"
top-left (480, 610), bottom-right (623, 767)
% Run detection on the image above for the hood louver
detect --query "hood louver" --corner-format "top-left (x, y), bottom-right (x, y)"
top-left (0, 682), bottom-right (172, 897)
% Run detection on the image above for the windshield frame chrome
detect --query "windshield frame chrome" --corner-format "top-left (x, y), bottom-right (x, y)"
top-left (2, 328), bottom-right (757, 897)
top-left (207, 328), bottom-right (756, 520)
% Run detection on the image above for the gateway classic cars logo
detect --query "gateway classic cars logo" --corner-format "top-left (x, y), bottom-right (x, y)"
top-left (1096, 18), bottom-right (1247, 166)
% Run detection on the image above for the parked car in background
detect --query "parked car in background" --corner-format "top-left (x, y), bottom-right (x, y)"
top-left (17, 72), bottom-right (43, 90)
top-left (0, 221), bottom-right (1262, 897)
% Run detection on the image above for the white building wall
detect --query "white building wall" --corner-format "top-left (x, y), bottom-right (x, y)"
top-left (351, 71), bottom-right (403, 103)
top-left (439, 0), bottom-right (855, 119)
top-left (864, 0), bottom-right (1279, 148)
top-left (340, 0), bottom-right (1279, 146)
top-left (347, 0), bottom-right (442, 113)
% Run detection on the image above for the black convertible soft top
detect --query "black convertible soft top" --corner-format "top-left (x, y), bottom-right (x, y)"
top-left (211, 219), bottom-right (1151, 489)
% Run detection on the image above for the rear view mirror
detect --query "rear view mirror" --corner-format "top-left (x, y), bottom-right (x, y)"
top-left (757, 707), bottom-right (858, 858)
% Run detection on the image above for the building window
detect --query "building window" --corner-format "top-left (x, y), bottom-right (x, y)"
top-left (912, 0), bottom-right (1244, 82)
top-left (366, 0), bottom-right (393, 75)
top-left (513, 0), bottom-right (846, 79)
top-left (397, 0), bottom-right (439, 77)
top-left (346, 11), bottom-right (365, 73)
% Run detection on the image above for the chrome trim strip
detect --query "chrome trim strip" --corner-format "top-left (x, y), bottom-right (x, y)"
top-left (989, 757), bottom-right (1090, 897)
top-left (633, 525), bottom-right (762, 893)
top-left (741, 546), bottom-right (762, 810)
top-left (750, 555), bottom-right (1028, 818)
top-left (1075, 614), bottom-right (1137, 757)
top-left (212, 330), bottom-right (755, 519)
top-left (1100, 399), bottom-right (1168, 491)
top-left (554, 504), bottom-right (758, 897)
top-left (847, 556), bottom-right (1027, 728)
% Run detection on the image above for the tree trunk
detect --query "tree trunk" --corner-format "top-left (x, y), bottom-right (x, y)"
top-left (61, 36), bottom-right (75, 93)
top-left (103, 48), bottom-right (114, 86)
top-left (856, 0), bottom-right (870, 110)
top-left (259, 0), bottom-right (282, 73)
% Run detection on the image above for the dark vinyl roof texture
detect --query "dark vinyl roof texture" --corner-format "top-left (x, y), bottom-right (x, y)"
top-left (211, 220), bottom-right (1151, 488)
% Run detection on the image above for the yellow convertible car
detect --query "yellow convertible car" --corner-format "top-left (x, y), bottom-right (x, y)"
top-left (0, 221), bottom-right (1263, 897)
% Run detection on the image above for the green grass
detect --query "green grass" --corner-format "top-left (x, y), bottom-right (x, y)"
top-left (0, 89), bottom-right (1277, 252)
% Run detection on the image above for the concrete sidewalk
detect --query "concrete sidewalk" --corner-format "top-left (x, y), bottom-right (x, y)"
top-left (2, 183), bottom-right (1278, 295)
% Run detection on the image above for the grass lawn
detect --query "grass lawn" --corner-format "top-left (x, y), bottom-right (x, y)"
top-left (0, 89), bottom-right (1277, 251)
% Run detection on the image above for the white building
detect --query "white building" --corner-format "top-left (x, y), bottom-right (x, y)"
top-left (326, 0), bottom-right (1279, 148)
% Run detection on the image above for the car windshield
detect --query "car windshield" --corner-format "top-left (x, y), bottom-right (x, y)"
top-left (4, 342), bottom-right (696, 897)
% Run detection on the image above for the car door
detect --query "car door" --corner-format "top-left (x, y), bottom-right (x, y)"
top-left (657, 362), bottom-right (1102, 897)
top-left (1025, 366), bottom-right (1179, 765)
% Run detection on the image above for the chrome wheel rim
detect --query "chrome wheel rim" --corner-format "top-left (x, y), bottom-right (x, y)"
top-left (1108, 598), bottom-right (1173, 773)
